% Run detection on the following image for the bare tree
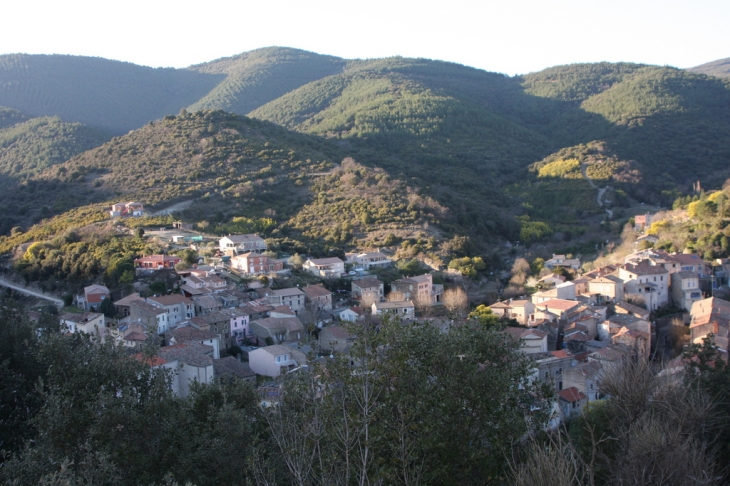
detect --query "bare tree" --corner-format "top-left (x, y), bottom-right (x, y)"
top-left (510, 258), bottom-right (531, 286)
top-left (443, 286), bottom-right (469, 319)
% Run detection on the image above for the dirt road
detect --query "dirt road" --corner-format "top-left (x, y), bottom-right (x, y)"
top-left (0, 276), bottom-right (64, 307)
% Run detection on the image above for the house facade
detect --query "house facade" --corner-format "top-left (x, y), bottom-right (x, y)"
top-left (230, 252), bottom-right (283, 274)
top-left (272, 288), bottom-right (306, 312)
top-left (248, 345), bottom-right (300, 377)
top-left (303, 257), bottom-right (345, 277)
top-left (348, 252), bottom-right (393, 270)
top-left (671, 271), bottom-right (702, 311)
top-left (148, 294), bottom-right (195, 327)
top-left (390, 273), bottom-right (443, 305)
top-left (352, 278), bottom-right (385, 302)
top-left (79, 284), bottom-right (110, 311)
top-left (618, 261), bottom-right (669, 310)
top-left (372, 301), bottom-right (415, 319)
top-left (134, 254), bottom-right (181, 269)
top-left (219, 234), bottom-right (267, 255)
top-left (110, 201), bottom-right (145, 218)
top-left (302, 285), bottom-right (333, 310)
top-left (60, 312), bottom-right (106, 336)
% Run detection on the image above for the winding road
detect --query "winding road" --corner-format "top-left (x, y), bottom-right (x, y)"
top-left (0, 276), bottom-right (64, 307)
top-left (581, 164), bottom-right (613, 219)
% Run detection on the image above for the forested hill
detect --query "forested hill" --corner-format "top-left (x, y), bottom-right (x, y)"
top-left (0, 54), bottom-right (222, 133)
top-left (689, 57), bottom-right (730, 78)
top-left (0, 115), bottom-right (109, 180)
top-left (3, 49), bottom-right (730, 248)
top-left (0, 48), bottom-right (347, 134)
top-left (186, 47), bottom-right (347, 115)
top-left (0, 111), bottom-right (454, 256)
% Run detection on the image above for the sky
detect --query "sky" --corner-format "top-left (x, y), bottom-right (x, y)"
top-left (2, 0), bottom-right (729, 75)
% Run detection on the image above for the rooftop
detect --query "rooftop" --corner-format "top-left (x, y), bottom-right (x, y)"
top-left (273, 287), bottom-right (305, 297)
top-left (157, 342), bottom-right (214, 367)
top-left (352, 277), bottom-right (384, 288)
top-left (148, 294), bottom-right (192, 306)
top-left (540, 299), bottom-right (581, 311)
top-left (60, 311), bottom-right (103, 324)
top-left (557, 387), bottom-right (587, 403)
top-left (213, 357), bottom-right (255, 379)
top-left (302, 285), bottom-right (332, 298)
top-left (169, 326), bottom-right (218, 343)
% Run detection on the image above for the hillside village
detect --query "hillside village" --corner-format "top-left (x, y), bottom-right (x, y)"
top-left (4, 48), bottom-right (730, 483)
top-left (23, 200), bottom-right (725, 430)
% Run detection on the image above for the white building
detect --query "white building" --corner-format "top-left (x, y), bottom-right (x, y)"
top-left (59, 312), bottom-right (106, 337)
top-left (618, 261), bottom-right (669, 310)
top-left (671, 271), bottom-right (703, 311)
top-left (303, 257), bottom-right (345, 277)
top-left (248, 345), bottom-right (300, 377)
top-left (149, 342), bottom-right (215, 397)
top-left (219, 234), bottom-right (267, 255)
top-left (372, 301), bottom-right (415, 319)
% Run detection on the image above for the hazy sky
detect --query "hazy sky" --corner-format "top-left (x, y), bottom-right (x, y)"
top-left (3, 0), bottom-right (728, 75)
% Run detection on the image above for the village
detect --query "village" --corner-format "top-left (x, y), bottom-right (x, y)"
top-left (38, 203), bottom-right (730, 426)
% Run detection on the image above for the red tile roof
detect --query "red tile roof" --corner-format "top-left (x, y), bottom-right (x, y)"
top-left (557, 387), bottom-right (587, 403)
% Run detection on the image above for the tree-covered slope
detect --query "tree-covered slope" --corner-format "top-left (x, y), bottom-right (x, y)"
top-left (187, 47), bottom-right (346, 115)
top-left (0, 54), bottom-right (222, 133)
top-left (688, 57), bottom-right (730, 78)
top-left (0, 116), bottom-right (109, 179)
top-left (519, 64), bottom-right (730, 197)
top-left (0, 106), bottom-right (27, 129)
top-left (249, 58), bottom-right (561, 243)
top-left (1, 111), bottom-right (451, 255)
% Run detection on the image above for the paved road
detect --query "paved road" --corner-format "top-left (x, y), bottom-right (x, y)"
top-left (0, 276), bottom-right (64, 307)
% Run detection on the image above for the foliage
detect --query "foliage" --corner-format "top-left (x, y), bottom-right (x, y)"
top-left (468, 304), bottom-right (505, 330)
top-left (0, 116), bottom-right (108, 180)
top-left (263, 316), bottom-right (551, 484)
top-left (12, 223), bottom-right (145, 288)
top-left (0, 301), bottom-right (262, 485)
top-left (519, 217), bottom-right (553, 244)
top-left (537, 158), bottom-right (581, 179)
top-left (447, 256), bottom-right (485, 278)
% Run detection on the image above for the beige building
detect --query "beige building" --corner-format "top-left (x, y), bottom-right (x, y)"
top-left (248, 345), bottom-right (300, 377)
top-left (671, 271), bottom-right (702, 311)
top-left (587, 275), bottom-right (624, 303)
top-left (302, 285), bottom-right (333, 310)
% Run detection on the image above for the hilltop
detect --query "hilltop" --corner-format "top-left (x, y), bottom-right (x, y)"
top-left (688, 57), bottom-right (730, 78)
top-left (0, 111), bottom-right (451, 257)
top-left (1, 48), bottom-right (730, 256)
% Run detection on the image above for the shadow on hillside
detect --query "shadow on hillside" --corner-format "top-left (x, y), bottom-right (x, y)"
top-left (0, 176), bottom-right (105, 235)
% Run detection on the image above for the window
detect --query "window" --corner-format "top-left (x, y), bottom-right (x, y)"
top-left (276, 356), bottom-right (281, 363)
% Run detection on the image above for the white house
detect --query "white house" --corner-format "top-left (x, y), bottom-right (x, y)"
top-left (249, 345), bottom-right (300, 377)
top-left (340, 307), bottom-right (365, 322)
top-left (544, 254), bottom-right (581, 271)
top-left (618, 261), bottom-right (669, 310)
top-left (303, 257), bottom-right (345, 277)
top-left (503, 327), bottom-right (548, 354)
top-left (347, 252), bottom-right (393, 270)
top-left (219, 234), bottom-right (267, 255)
top-left (147, 294), bottom-right (195, 327)
top-left (59, 312), bottom-right (106, 337)
top-left (372, 301), bottom-right (415, 319)
top-left (671, 271), bottom-right (703, 311)
top-left (146, 342), bottom-right (215, 397)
